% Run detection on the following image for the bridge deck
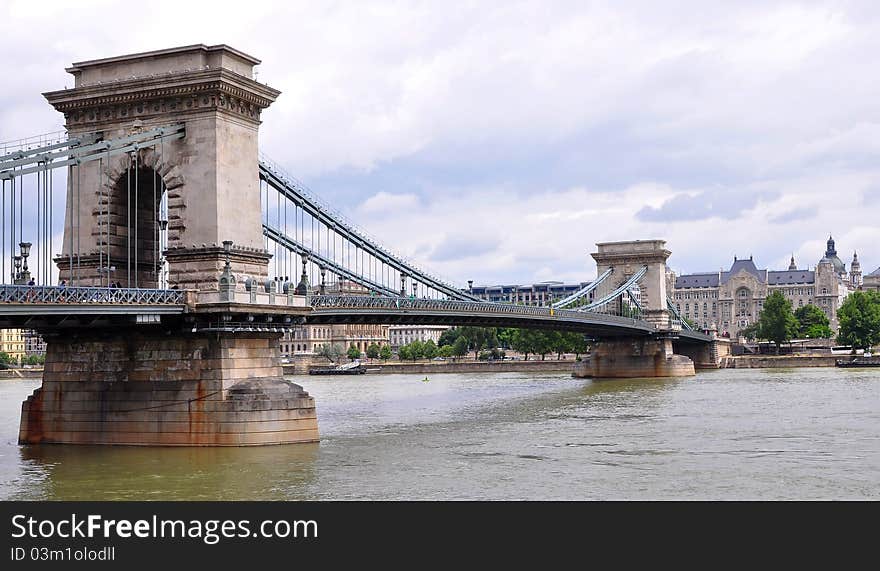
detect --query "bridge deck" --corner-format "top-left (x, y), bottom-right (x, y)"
top-left (0, 287), bottom-right (713, 341)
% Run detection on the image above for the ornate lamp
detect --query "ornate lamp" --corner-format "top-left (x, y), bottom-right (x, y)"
top-left (13, 255), bottom-right (22, 284)
top-left (218, 240), bottom-right (236, 301)
top-left (19, 242), bottom-right (31, 283)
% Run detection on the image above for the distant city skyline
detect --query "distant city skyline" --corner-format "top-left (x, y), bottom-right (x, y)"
top-left (2, 1), bottom-right (879, 286)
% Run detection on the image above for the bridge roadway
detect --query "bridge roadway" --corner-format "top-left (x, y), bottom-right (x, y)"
top-left (0, 285), bottom-right (711, 342)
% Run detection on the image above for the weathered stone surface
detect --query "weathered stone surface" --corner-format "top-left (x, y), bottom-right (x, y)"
top-left (19, 330), bottom-right (318, 446)
top-left (587, 336), bottom-right (695, 378)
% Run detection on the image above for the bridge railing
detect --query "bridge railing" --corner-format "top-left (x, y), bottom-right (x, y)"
top-left (0, 285), bottom-right (185, 305)
top-left (308, 295), bottom-right (646, 325)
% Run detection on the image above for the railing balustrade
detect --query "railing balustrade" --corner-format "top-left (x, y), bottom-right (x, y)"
top-left (0, 285), bottom-right (185, 305)
top-left (308, 295), bottom-right (645, 325)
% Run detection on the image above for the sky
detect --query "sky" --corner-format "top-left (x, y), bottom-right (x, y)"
top-left (1, 0), bottom-right (879, 286)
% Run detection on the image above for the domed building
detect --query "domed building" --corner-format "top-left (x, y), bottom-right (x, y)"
top-left (667, 235), bottom-right (859, 338)
top-left (820, 235), bottom-right (847, 278)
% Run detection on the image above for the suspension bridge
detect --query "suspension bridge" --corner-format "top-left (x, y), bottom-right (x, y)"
top-left (2, 44), bottom-right (723, 447)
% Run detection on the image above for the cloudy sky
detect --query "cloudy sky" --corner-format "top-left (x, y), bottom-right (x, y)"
top-left (2, 0), bottom-right (879, 286)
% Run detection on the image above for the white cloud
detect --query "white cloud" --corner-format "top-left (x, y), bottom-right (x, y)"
top-left (2, 1), bottom-right (880, 283)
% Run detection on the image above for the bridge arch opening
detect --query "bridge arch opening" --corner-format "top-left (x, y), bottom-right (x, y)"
top-left (105, 164), bottom-right (168, 289)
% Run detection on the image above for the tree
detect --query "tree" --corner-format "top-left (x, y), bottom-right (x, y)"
top-left (496, 327), bottom-right (517, 349)
top-left (398, 345), bottom-right (412, 361)
top-left (740, 322), bottom-right (760, 341)
top-left (408, 340), bottom-right (425, 361)
top-left (316, 343), bottom-right (343, 363)
top-left (566, 333), bottom-right (590, 359)
top-left (533, 331), bottom-right (555, 361)
top-left (794, 304), bottom-right (833, 339)
top-left (438, 328), bottom-right (461, 347)
top-left (458, 326), bottom-right (498, 360)
top-left (755, 291), bottom-right (799, 354)
top-left (379, 345), bottom-right (392, 362)
top-left (0, 351), bottom-right (13, 365)
top-left (423, 339), bottom-right (438, 360)
top-left (347, 344), bottom-right (362, 361)
top-left (438, 345), bottom-right (454, 358)
top-left (451, 336), bottom-right (469, 360)
top-left (510, 328), bottom-right (537, 360)
top-left (548, 331), bottom-right (569, 360)
top-left (837, 291), bottom-right (880, 351)
top-left (366, 343), bottom-right (380, 360)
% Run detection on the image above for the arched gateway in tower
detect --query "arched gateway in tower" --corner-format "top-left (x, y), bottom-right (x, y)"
top-left (45, 44), bottom-right (278, 290)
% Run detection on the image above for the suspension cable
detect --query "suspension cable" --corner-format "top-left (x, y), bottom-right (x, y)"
top-left (134, 151), bottom-right (139, 289)
top-left (126, 155), bottom-right (131, 287)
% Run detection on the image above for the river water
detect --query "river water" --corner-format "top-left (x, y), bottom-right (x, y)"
top-left (0, 368), bottom-right (877, 500)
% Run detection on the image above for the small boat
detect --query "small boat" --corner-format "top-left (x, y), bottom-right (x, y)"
top-left (309, 361), bottom-right (367, 375)
top-left (835, 356), bottom-right (880, 368)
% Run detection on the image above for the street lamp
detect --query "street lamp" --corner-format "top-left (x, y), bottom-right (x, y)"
top-left (13, 256), bottom-right (22, 284)
top-left (19, 242), bottom-right (31, 284)
top-left (222, 240), bottom-right (233, 270)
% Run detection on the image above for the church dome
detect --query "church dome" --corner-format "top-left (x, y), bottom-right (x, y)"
top-left (822, 235), bottom-right (846, 275)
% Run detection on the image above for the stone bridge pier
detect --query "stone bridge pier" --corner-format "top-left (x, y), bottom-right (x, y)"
top-left (586, 240), bottom-right (696, 378)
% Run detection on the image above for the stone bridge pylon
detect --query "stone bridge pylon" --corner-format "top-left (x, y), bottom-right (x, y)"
top-left (587, 240), bottom-right (696, 378)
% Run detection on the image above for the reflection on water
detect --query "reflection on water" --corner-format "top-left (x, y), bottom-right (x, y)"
top-left (15, 443), bottom-right (319, 501)
top-left (1, 368), bottom-right (878, 500)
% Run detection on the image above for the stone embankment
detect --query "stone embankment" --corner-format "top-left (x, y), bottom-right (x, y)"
top-left (284, 359), bottom-right (578, 376)
top-left (0, 369), bottom-right (42, 379)
top-left (721, 354), bottom-right (871, 368)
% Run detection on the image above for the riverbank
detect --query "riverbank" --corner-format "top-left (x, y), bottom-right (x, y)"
top-left (0, 368), bottom-right (42, 379)
top-left (284, 359), bottom-right (577, 376)
top-left (722, 354), bottom-right (874, 368)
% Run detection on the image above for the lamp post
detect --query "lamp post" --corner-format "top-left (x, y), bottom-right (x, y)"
top-left (218, 240), bottom-right (236, 301)
top-left (222, 240), bottom-right (233, 270)
top-left (13, 256), bottom-right (22, 284)
top-left (158, 218), bottom-right (169, 288)
top-left (19, 242), bottom-right (31, 284)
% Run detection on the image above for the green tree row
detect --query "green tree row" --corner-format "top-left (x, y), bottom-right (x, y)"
top-left (742, 290), bottom-right (880, 352)
top-left (438, 326), bottom-right (590, 361)
top-left (0, 352), bottom-right (45, 366)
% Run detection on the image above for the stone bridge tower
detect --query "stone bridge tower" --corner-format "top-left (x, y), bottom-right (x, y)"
top-left (44, 44), bottom-right (279, 289)
top-left (588, 240), bottom-right (695, 378)
top-left (19, 46), bottom-right (318, 447)
top-left (591, 240), bottom-right (674, 330)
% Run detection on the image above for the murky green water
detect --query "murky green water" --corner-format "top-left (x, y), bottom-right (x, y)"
top-left (1, 368), bottom-right (878, 500)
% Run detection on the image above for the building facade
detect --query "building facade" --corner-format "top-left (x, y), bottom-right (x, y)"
top-left (467, 281), bottom-right (595, 306)
top-left (389, 325), bottom-right (450, 348)
top-left (668, 236), bottom-right (858, 338)
top-left (864, 267), bottom-right (880, 291)
top-left (0, 329), bottom-right (25, 362)
top-left (23, 330), bottom-right (47, 357)
top-left (279, 279), bottom-right (390, 356)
